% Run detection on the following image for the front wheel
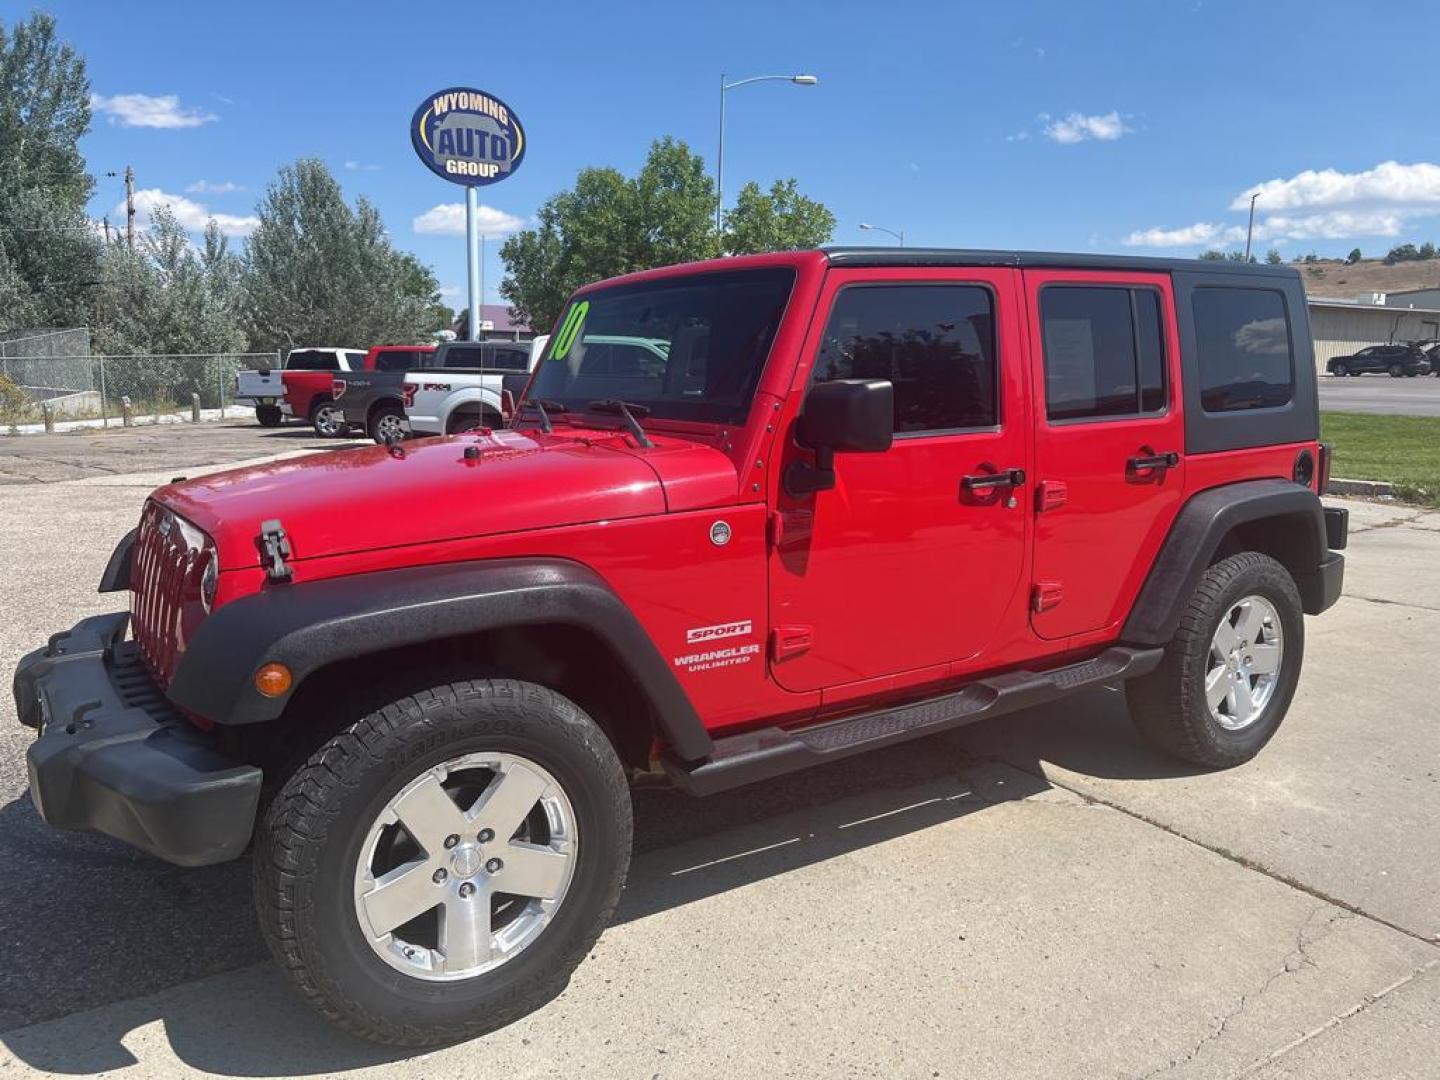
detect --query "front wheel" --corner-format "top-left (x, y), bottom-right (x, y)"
top-left (254, 679), bottom-right (632, 1047)
top-left (1389, 363), bottom-right (1404, 377)
top-left (1127, 552), bottom-right (1304, 768)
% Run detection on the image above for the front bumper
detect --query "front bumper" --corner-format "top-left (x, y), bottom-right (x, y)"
top-left (13, 612), bottom-right (261, 867)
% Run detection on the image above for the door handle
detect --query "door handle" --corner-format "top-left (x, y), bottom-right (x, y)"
top-left (962, 467), bottom-right (1026, 492)
top-left (1127, 451), bottom-right (1180, 473)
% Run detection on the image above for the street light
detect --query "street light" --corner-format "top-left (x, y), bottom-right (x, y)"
top-left (716, 73), bottom-right (819, 242)
top-left (1244, 192), bottom-right (1260, 263)
top-left (860, 222), bottom-right (905, 246)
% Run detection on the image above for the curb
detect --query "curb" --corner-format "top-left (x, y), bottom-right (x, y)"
top-left (1327, 477), bottom-right (1395, 498)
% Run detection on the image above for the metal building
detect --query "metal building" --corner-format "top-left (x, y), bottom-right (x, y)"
top-left (1306, 297), bottom-right (1440, 371)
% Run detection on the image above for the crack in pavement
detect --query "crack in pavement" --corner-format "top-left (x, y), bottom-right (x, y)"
top-left (1346, 593), bottom-right (1440, 614)
top-left (1228, 958), bottom-right (1440, 1079)
top-left (1136, 905), bottom-right (1355, 1079)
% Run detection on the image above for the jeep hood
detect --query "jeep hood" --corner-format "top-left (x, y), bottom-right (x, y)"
top-left (158, 429), bottom-right (738, 570)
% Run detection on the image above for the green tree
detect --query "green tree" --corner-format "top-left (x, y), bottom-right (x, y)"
top-left (244, 159), bottom-right (442, 350)
top-left (725, 179), bottom-right (836, 255)
top-left (1346, 248), bottom-right (1362, 264)
top-left (1384, 243), bottom-right (1420, 265)
top-left (1265, 248), bottom-right (1283, 265)
top-left (0, 11), bottom-right (100, 330)
top-left (501, 136), bottom-right (834, 333)
top-left (1420, 242), bottom-right (1437, 260)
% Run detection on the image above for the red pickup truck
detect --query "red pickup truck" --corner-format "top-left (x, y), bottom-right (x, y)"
top-left (279, 346), bottom-right (438, 438)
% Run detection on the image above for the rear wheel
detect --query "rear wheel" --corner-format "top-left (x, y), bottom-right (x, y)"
top-left (446, 407), bottom-right (501, 435)
top-left (1127, 552), bottom-right (1303, 768)
top-left (1330, 362), bottom-right (1348, 377)
top-left (256, 404), bottom-right (283, 427)
top-left (368, 403), bottom-right (406, 444)
top-left (311, 400), bottom-right (348, 438)
top-left (254, 679), bottom-right (631, 1047)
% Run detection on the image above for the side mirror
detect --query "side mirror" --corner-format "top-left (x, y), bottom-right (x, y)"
top-left (786, 378), bottom-right (893, 496)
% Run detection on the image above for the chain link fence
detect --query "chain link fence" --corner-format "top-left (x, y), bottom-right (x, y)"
top-left (0, 343), bottom-right (281, 428)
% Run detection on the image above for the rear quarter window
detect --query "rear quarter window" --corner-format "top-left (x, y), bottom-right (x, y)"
top-left (1192, 287), bottom-right (1294, 413)
top-left (285, 350), bottom-right (340, 371)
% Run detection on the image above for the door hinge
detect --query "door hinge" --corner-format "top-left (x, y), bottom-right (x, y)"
top-left (1032, 581), bottom-right (1063, 613)
top-left (256, 518), bottom-right (293, 582)
top-left (770, 624), bottom-right (813, 661)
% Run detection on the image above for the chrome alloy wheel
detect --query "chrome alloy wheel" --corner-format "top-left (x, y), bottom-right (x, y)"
top-left (313, 403), bottom-right (345, 436)
top-left (353, 752), bottom-right (578, 982)
top-left (374, 412), bottom-right (405, 442)
top-left (1206, 594), bottom-right (1284, 731)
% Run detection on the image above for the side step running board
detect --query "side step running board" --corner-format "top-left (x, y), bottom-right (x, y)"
top-left (664, 647), bottom-right (1163, 796)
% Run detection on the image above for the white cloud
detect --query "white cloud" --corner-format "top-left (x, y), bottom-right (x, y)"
top-left (1043, 110), bottom-right (1130, 144)
top-left (413, 203), bottom-right (523, 238)
top-left (91, 92), bottom-right (217, 129)
top-left (1127, 160), bottom-right (1440, 249)
top-left (439, 284), bottom-right (464, 299)
top-left (185, 179), bottom-right (244, 194)
top-left (344, 160), bottom-right (382, 172)
top-left (121, 188), bottom-right (258, 238)
top-left (1231, 161), bottom-right (1440, 213)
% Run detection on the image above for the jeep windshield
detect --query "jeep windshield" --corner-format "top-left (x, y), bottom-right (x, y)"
top-left (528, 267), bottom-right (795, 425)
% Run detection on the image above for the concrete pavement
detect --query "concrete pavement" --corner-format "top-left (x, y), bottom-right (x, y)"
top-left (0, 423), bottom-right (1436, 1078)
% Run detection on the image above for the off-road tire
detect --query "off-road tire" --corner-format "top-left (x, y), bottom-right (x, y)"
top-left (1330, 362), bottom-right (1348, 377)
top-left (255, 404), bottom-right (283, 427)
top-left (253, 679), bottom-right (632, 1047)
top-left (368, 403), bottom-right (406, 444)
top-left (1127, 552), bottom-right (1304, 768)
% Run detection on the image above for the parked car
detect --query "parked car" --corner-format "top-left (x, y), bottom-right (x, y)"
top-left (330, 345), bottom-right (437, 442)
top-left (233, 348), bottom-right (366, 428)
top-left (15, 249), bottom-right (1346, 1047)
top-left (1325, 343), bottom-right (1429, 377)
top-left (402, 337), bottom-right (547, 436)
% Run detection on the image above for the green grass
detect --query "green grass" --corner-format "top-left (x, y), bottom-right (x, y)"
top-left (1321, 411), bottom-right (1440, 506)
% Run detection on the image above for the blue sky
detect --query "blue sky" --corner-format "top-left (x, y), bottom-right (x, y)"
top-left (37, 0), bottom-right (1440, 310)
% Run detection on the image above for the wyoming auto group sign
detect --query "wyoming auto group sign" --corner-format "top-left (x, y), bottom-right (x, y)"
top-left (410, 87), bottom-right (526, 186)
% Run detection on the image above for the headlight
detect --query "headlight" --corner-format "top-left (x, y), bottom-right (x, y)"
top-left (199, 547), bottom-right (219, 612)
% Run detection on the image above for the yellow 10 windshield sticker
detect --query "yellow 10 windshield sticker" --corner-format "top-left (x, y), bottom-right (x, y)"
top-left (551, 300), bottom-right (590, 361)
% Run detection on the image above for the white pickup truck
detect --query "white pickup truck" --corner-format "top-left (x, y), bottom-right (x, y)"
top-left (234, 347), bottom-right (365, 427)
top-left (402, 336), bottom-right (547, 436)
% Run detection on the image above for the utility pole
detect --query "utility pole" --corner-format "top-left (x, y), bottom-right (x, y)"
top-left (124, 165), bottom-right (136, 252)
top-left (102, 217), bottom-right (112, 244)
top-left (1244, 192), bottom-right (1259, 263)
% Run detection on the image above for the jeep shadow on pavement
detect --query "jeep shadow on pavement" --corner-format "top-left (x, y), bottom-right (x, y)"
top-left (12, 247), bottom-right (1347, 1048)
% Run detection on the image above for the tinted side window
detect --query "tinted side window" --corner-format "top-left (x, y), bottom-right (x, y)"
top-left (1193, 288), bottom-right (1293, 413)
top-left (1040, 286), bottom-right (1166, 422)
top-left (375, 350), bottom-right (425, 372)
top-left (488, 347), bottom-right (529, 372)
top-left (443, 346), bottom-right (484, 369)
top-left (814, 284), bottom-right (997, 433)
top-left (285, 350), bottom-right (340, 371)
top-left (344, 351), bottom-right (366, 369)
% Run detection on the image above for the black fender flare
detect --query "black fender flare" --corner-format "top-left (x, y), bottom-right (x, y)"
top-left (98, 528), bottom-right (138, 593)
top-left (1122, 479), bottom-right (1329, 646)
top-left (166, 558), bottom-right (714, 761)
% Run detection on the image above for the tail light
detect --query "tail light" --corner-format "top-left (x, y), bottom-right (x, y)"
top-left (500, 389), bottom-right (516, 423)
top-left (1317, 442), bottom-right (1333, 494)
top-left (331, 378), bottom-right (346, 400)
top-left (402, 382), bottom-right (417, 408)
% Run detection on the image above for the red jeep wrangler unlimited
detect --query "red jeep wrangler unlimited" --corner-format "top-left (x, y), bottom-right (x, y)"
top-left (13, 248), bottom-right (1346, 1046)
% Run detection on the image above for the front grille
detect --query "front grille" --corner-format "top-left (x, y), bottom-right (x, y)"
top-left (130, 501), bottom-right (195, 686)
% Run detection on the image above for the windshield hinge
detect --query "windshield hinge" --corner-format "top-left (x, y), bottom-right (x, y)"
top-left (256, 518), bottom-right (293, 582)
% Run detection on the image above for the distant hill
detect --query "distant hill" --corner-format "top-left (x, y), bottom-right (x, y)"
top-left (1290, 258), bottom-right (1440, 300)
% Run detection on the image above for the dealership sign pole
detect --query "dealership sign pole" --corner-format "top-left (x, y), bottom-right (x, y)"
top-left (410, 88), bottom-right (527, 341)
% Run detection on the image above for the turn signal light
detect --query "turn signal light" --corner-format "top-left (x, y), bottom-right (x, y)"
top-left (254, 662), bottom-right (293, 697)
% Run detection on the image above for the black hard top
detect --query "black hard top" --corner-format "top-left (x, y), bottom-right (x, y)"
top-left (822, 245), bottom-right (1299, 279)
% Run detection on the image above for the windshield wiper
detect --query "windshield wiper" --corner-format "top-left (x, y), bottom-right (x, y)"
top-left (586, 399), bottom-right (654, 448)
top-left (519, 398), bottom-right (555, 433)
